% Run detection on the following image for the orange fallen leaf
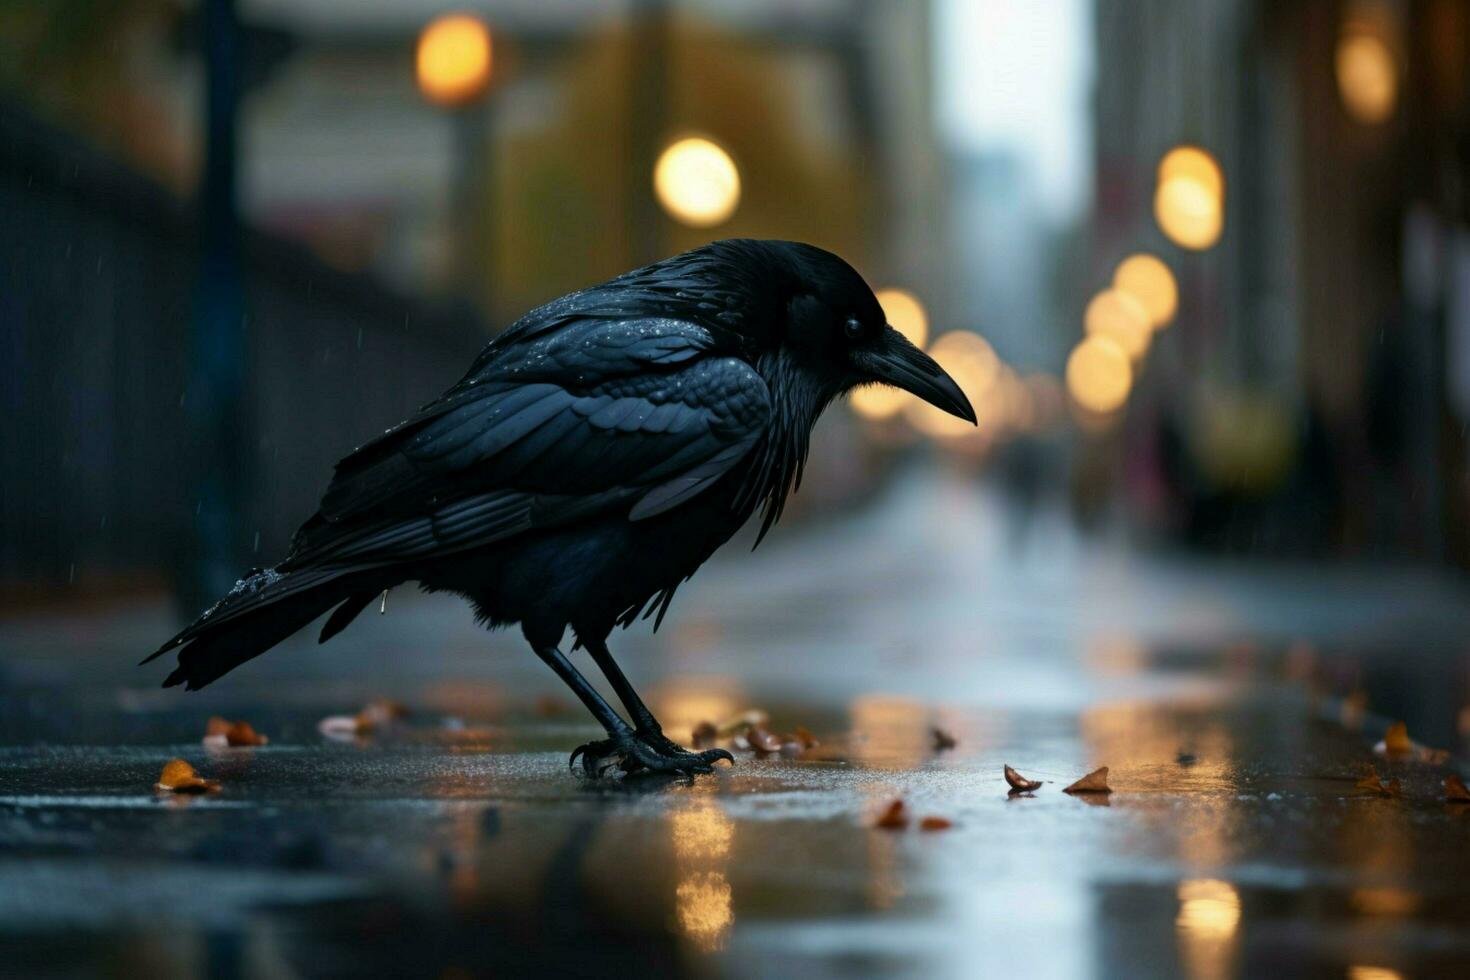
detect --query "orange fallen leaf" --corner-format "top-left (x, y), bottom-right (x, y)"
top-left (931, 728), bottom-right (958, 751)
top-left (1374, 721), bottom-right (1413, 758)
top-left (203, 717), bottom-right (268, 748)
top-left (875, 799), bottom-right (909, 830)
top-left (1445, 774), bottom-right (1470, 803)
top-left (155, 758), bottom-right (219, 794)
top-left (1005, 765), bottom-right (1043, 792)
top-left (319, 698), bottom-right (411, 740)
top-left (691, 721), bottom-right (719, 749)
top-left (358, 698), bottom-right (409, 729)
top-left (919, 816), bottom-right (953, 831)
top-left (1355, 772), bottom-right (1402, 798)
top-left (1063, 767), bottom-right (1111, 794)
top-left (792, 725), bottom-right (820, 749)
top-left (743, 723), bottom-right (782, 754)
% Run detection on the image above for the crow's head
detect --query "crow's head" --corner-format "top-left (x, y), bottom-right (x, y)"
top-left (748, 240), bottom-right (977, 426)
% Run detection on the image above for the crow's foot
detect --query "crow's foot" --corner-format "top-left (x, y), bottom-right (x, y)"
top-left (569, 730), bottom-right (734, 778)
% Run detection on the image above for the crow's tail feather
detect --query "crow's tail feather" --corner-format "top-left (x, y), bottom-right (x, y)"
top-left (142, 565), bottom-right (392, 691)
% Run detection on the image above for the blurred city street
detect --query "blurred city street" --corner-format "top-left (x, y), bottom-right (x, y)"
top-left (3, 467), bottom-right (1469, 979)
top-left (6, 2), bottom-right (1470, 976)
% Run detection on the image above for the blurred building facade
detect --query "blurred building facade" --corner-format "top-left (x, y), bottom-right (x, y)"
top-left (0, 0), bottom-right (940, 601)
top-left (1092, 0), bottom-right (1470, 566)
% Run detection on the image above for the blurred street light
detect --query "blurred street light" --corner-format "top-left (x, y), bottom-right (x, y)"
top-left (416, 14), bottom-right (493, 106)
top-left (1155, 176), bottom-right (1223, 251)
top-left (1066, 336), bottom-right (1132, 414)
top-left (654, 137), bottom-right (741, 227)
top-left (875, 288), bottom-right (929, 349)
top-left (1084, 288), bottom-right (1152, 361)
top-left (1158, 146), bottom-right (1224, 200)
top-left (851, 383), bottom-right (911, 420)
top-left (1113, 253), bottom-right (1178, 328)
top-left (1155, 146), bottom-right (1224, 251)
top-left (1336, 30), bottom-right (1397, 124)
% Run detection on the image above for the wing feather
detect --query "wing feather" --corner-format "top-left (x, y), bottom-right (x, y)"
top-left (286, 317), bottom-right (770, 568)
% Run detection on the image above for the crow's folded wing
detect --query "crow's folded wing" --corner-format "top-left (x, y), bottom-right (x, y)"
top-left (285, 318), bottom-right (770, 567)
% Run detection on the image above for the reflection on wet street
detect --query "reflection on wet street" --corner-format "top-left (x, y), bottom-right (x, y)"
top-left (2, 470), bottom-right (1469, 978)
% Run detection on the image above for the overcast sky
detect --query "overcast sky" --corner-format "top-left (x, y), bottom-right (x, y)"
top-left (934, 0), bottom-right (1095, 225)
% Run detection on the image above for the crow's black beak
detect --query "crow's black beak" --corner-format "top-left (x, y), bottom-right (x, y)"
top-left (857, 326), bottom-right (977, 425)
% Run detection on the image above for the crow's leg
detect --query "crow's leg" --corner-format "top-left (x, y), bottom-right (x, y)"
top-left (533, 645), bottom-right (727, 777)
top-left (583, 636), bottom-right (734, 768)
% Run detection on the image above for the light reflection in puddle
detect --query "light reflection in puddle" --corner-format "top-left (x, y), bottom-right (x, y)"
top-left (1175, 878), bottom-right (1240, 980)
top-left (1347, 968), bottom-right (1405, 980)
top-left (670, 794), bottom-right (736, 951)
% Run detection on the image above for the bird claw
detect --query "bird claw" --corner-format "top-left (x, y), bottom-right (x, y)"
top-left (569, 731), bottom-right (734, 779)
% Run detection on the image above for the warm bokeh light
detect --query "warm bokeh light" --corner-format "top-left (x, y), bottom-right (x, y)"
top-left (1336, 32), bottom-right (1397, 123)
top-left (1084, 288), bottom-right (1152, 361)
top-left (851, 383), bottom-right (911, 420)
top-left (1066, 336), bottom-right (1132, 415)
top-left (1155, 177), bottom-right (1223, 251)
top-left (415, 14), bottom-right (492, 106)
top-left (1155, 146), bottom-right (1224, 251)
top-left (1113, 253), bottom-right (1178, 328)
top-left (654, 137), bottom-right (741, 228)
top-left (874, 287), bottom-right (929, 349)
top-left (1158, 146), bottom-right (1224, 201)
top-left (903, 330), bottom-right (999, 437)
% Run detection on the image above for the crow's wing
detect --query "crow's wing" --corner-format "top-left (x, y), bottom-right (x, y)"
top-left (284, 317), bottom-right (770, 567)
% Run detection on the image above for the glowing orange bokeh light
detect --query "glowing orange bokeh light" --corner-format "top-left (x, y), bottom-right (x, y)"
top-left (416, 14), bottom-right (492, 106)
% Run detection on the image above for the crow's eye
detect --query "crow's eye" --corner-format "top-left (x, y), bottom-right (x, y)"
top-left (844, 317), bottom-right (864, 340)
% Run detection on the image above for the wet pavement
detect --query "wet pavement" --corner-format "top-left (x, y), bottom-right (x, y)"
top-left (2, 467), bottom-right (1469, 978)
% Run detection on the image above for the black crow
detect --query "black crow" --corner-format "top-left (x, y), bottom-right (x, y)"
top-left (145, 239), bottom-right (975, 776)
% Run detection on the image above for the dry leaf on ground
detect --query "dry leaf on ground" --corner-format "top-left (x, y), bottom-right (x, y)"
top-left (1004, 765), bottom-right (1043, 792)
top-left (1063, 767), bottom-right (1112, 794)
top-left (1355, 772), bottom-right (1402, 798)
top-left (1374, 721), bottom-right (1413, 758)
top-left (874, 799), bottom-right (909, 830)
top-left (319, 698), bottom-right (411, 740)
top-left (919, 816), bottom-right (953, 831)
top-left (691, 721), bottom-right (718, 749)
top-left (203, 717), bottom-right (268, 748)
top-left (155, 758), bottom-right (219, 794)
top-left (931, 728), bottom-right (958, 751)
top-left (358, 698), bottom-right (409, 728)
top-left (1445, 774), bottom-right (1470, 803)
top-left (742, 723), bottom-right (782, 754)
